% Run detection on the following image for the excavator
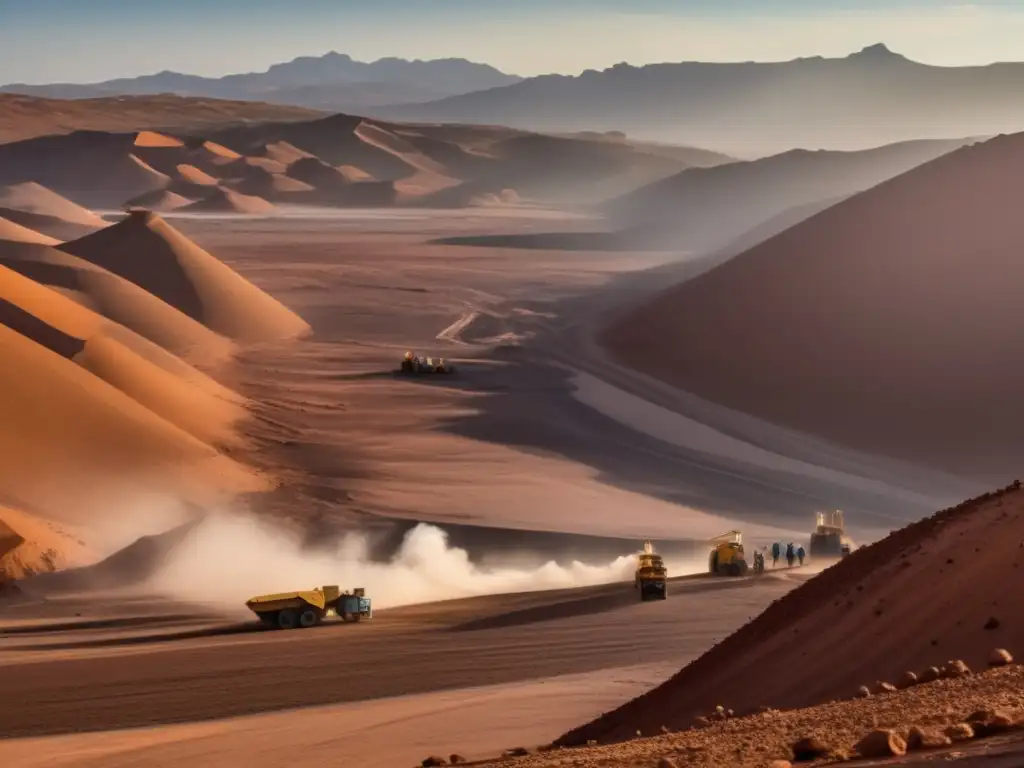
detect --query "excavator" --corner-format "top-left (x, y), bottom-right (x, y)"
top-left (708, 530), bottom-right (749, 576)
top-left (634, 540), bottom-right (668, 600)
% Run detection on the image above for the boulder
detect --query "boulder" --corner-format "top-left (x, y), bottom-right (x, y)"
top-left (989, 648), bottom-right (1014, 667)
top-left (791, 736), bottom-right (831, 761)
top-left (854, 729), bottom-right (907, 758)
top-left (907, 726), bottom-right (952, 751)
top-left (944, 723), bottom-right (975, 742)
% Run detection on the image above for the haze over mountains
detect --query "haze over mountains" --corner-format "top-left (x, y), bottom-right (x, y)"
top-left (10, 44), bottom-right (1024, 157)
top-left (1, 52), bottom-right (520, 114)
top-left (380, 44), bottom-right (1024, 155)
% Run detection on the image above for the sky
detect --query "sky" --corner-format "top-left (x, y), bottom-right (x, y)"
top-left (2, 0), bottom-right (1024, 84)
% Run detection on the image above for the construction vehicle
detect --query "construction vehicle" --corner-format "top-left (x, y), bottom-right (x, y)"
top-left (708, 530), bottom-right (749, 576)
top-left (398, 351), bottom-right (457, 375)
top-left (245, 586), bottom-right (372, 630)
top-left (634, 540), bottom-right (668, 600)
top-left (809, 510), bottom-right (854, 558)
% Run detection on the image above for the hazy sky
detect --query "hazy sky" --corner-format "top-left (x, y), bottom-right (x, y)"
top-left (2, 0), bottom-right (1024, 84)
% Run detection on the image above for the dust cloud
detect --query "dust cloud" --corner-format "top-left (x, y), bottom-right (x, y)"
top-left (147, 509), bottom-right (701, 614)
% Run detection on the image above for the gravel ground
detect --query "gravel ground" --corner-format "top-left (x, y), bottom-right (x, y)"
top-left (467, 665), bottom-right (1024, 767)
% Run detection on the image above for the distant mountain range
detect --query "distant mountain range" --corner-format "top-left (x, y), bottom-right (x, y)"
top-left (12, 45), bottom-right (1024, 156)
top-left (377, 44), bottom-right (1024, 156)
top-left (0, 52), bottom-right (521, 113)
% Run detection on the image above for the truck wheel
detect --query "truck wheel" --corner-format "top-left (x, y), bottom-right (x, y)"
top-left (298, 608), bottom-right (320, 628)
top-left (256, 611), bottom-right (277, 626)
top-left (277, 609), bottom-right (299, 630)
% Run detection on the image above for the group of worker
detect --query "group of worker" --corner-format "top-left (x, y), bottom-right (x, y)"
top-left (768, 541), bottom-right (805, 568)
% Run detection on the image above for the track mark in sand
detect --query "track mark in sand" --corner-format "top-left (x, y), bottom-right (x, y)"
top-left (436, 310), bottom-right (480, 344)
top-left (0, 613), bottom-right (208, 636)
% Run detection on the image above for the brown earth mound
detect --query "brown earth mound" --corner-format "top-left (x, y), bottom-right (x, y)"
top-left (58, 210), bottom-right (309, 342)
top-left (0, 216), bottom-right (59, 246)
top-left (122, 189), bottom-right (193, 212)
top-left (602, 132), bottom-right (1024, 481)
top-left (0, 262), bottom-right (245, 446)
top-left (0, 239), bottom-right (235, 367)
top-left (180, 186), bottom-right (276, 214)
top-left (0, 182), bottom-right (106, 228)
top-left (559, 481), bottom-right (1024, 746)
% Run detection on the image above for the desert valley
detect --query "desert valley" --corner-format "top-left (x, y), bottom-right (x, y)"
top-left (3, 15), bottom-right (1024, 768)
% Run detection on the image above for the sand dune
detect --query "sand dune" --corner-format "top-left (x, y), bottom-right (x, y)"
top-left (59, 211), bottom-right (309, 342)
top-left (601, 132), bottom-right (1024, 480)
top-left (606, 137), bottom-right (976, 253)
top-left (0, 504), bottom-right (92, 583)
top-left (0, 262), bottom-right (245, 446)
top-left (180, 187), bottom-right (276, 214)
top-left (134, 131), bottom-right (185, 148)
top-left (0, 133), bottom-right (171, 207)
top-left (0, 319), bottom-right (261, 523)
top-left (560, 482), bottom-right (1024, 746)
top-left (0, 239), bottom-right (235, 367)
top-left (284, 156), bottom-right (356, 189)
top-left (0, 216), bottom-right (59, 246)
top-left (123, 189), bottom-right (193, 212)
top-left (260, 140), bottom-right (314, 165)
top-left (230, 168), bottom-right (313, 198)
top-left (175, 164), bottom-right (219, 187)
top-left (0, 182), bottom-right (106, 229)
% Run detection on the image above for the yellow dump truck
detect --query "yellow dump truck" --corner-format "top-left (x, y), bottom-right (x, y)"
top-left (245, 585), bottom-right (372, 630)
top-left (708, 530), bottom-right (749, 576)
top-left (635, 540), bottom-right (668, 600)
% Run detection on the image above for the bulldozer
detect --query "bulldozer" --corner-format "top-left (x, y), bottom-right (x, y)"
top-left (708, 530), bottom-right (749, 576)
top-left (809, 510), bottom-right (854, 558)
top-left (634, 540), bottom-right (668, 600)
top-left (398, 350), bottom-right (457, 375)
top-left (245, 586), bottom-right (372, 630)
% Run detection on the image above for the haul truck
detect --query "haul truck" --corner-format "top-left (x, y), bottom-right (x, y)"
top-left (635, 540), bottom-right (668, 601)
top-left (246, 586), bottom-right (372, 630)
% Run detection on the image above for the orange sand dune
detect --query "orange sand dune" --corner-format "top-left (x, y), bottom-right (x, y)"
top-left (0, 319), bottom-right (261, 524)
top-left (0, 503), bottom-right (92, 582)
top-left (260, 140), bottom-right (315, 165)
top-left (355, 120), bottom-right (461, 198)
top-left (0, 182), bottom-right (106, 228)
top-left (175, 164), bottom-right (219, 187)
top-left (0, 262), bottom-right (245, 446)
top-left (601, 132), bottom-right (1024, 481)
top-left (0, 239), bottom-right (235, 368)
top-left (337, 164), bottom-right (374, 181)
top-left (0, 216), bottom-right (59, 246)
top-left (219, 155), bottom-right (290, 177)
top-left (133, 131), bottom-right (184, 148)
top-left (285, 156), bottom-right (355, 189)
top-left (230, 167), bottom-right (314, 198)
top-left (123, 189), bottom-right (193, 212)
top-left (0, 206), bottom-right (96, 240)
top-left (59, 211), bottom-right (309, 342)
top-left (181, 186), bottom-right (276, 214)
